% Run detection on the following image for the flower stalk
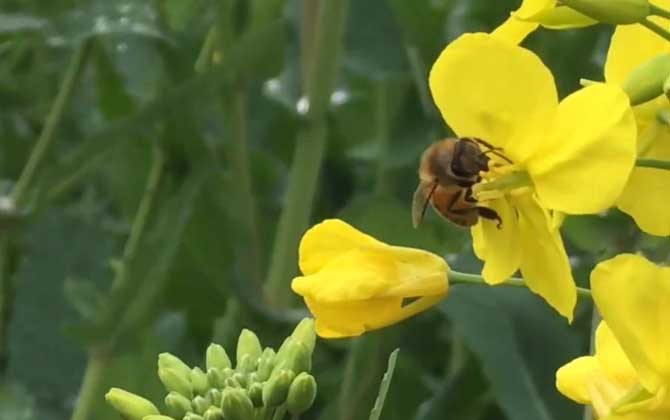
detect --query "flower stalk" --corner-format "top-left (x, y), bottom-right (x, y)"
top-left (635, 158), bottom-right (670, 170)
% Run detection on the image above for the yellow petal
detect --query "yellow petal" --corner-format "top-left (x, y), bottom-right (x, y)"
top-left (429, 33), bottom-right (557, 164)
top-left (308, 294), bottom-right (446, 338)
top-left (298, 219), bottom-right (384, 275)
top-left (522, 5), bottom-right (596, 28)
top-left (471, 198), bottom-right (521, 284)
top-left (292, 245), bottom-right (447, 302)
top-left (491, 15), bottom-right (539, 45)
top-left (527, 84), bottom-right (636, 214)
top-left (595, 323), bottom-right (639, 390)
top-left (516, 194), bottom-right (576, 321)
top-left (605, 3), bottom-right (670, 85)
top-left (591, 254), bottom-right (670, 393)
top-left (617, 124), bottom-right (670, 236)
top-left (556, 355), bottom-right (600, 404)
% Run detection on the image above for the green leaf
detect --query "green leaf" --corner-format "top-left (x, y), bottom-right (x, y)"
top-left (440, 286), bottom-right (586, 420)
top-left (0, 14), bottom-right (46, 34)
top-left (369, 349), bottom-right (399, 420)
top-left (0, 383), bottom-right (35, 420)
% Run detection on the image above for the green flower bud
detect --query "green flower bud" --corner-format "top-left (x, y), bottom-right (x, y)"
top-left (221, 388), bottom-right (254, 420)
top-left (143, 416), bottom-right (175, 420)
top-left (158, 368), bottom-right (194, 398)
top-left (287, 373), bottom-right (317, 416)
top-left (248, 382), bottom-right (263, 407)
top-left (236, 354), bottom-right (257, 373)
top-left (290, 318), bottom-right (316, 353)
top-left (158, 353), bottom-right (192, 378)
top-left (225, 376), bottom-right (242, 388)
top-left (663, 73), bottom-right (670, 101)
top-left (206, 343), bottom-right (232, 371)
top-left (207, 368), bottom-right (225, 388)
top-left (207, 388), bottom-right (222, 407)
top-left (184, 413), bottom-right (205, 420)
top-left (275, 340), bottom-right (311, 374)
top-left (262, 369), bottom-right (294, 408)
top-left (190, 367), bottom-right (210, 396)
top-left (105, 388), bottom-right (160, 420)
top-left (192, 396), bottom-right (211, 415)
top-left (165, 392), bottom-right (193, 418)
top-left (560, 0), bottom-right (650, 24)
top-left (203, 406), bottom-right (224, 420)
top-left (256, 348), bottom-right (276, 381)
top-left (232, 372), bottom-right (248, 388)
top-left (623, 53), bottom-right (670, 105)
top-left (236, 329), bottom-right (262, 369)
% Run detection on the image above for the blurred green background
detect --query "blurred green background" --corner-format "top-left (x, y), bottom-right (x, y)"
top-left (0, 0), bottom-right (663, 419)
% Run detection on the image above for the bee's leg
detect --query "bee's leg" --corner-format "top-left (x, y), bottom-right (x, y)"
top-left (477, 207), bottom-right (503, 229)
top-left (463, 187), bottom-right (477, 203)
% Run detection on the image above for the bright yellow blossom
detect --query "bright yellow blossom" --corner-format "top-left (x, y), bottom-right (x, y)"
top-left (556, 254), bottom-right (670, 418)
top-left (429, 33), bottom-right (636, 320)
top-left (291, 219), bottom-right (448, 338)
top-left (605, 0), bottom-right (670, 236)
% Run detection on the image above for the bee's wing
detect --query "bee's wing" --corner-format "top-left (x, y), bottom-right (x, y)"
top-left (412, 182), bottom-right (434, 228)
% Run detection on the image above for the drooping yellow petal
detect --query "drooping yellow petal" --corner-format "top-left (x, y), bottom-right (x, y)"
top-left (516, 194), bottom-right (576, 321)
top-left (591, 254), bottom-right (670, 393)
top-left (298, 219), bottom-right (384, 275)
top-left (429, 33), bottom-right (557, 164)
top-left (527, 83), bottom-right (636, 214)
top-left (491, 15), bottom-right (539, 45)
top-left (617, 125), bottom-right (670, 236)
top-left (471, 198), bottom-right (521, 284)
top-left (305, 296), bottom-right (403, 338)
top-left (605, 1), bottom-right (670, 85)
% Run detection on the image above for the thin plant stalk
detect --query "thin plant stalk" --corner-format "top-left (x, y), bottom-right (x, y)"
top-left (264, 0), bottom-right (350, 305)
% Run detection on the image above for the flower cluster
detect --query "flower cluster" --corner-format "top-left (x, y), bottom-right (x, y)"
top-left (288, 0), bottom-right (670, 418)
top-left (105, 319), bottom-right (317, 420)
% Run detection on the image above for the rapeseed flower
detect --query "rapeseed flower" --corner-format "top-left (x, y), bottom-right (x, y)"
top-left (429, 33), bottom-right (636, 320)
top-left (605, 1), bottom-right (670, 236)
top-left (556, 254), bottom-right (670, 418)
top-left (291, 219), bottom-right (448, 338)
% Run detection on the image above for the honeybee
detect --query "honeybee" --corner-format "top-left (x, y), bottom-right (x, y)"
top-left (412, 137), bottom-right (509, 229)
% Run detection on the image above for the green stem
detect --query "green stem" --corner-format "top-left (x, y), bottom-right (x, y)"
top-left (650, 3), bottom-right (670, 19)
top-left (272, 405), bottom-right (288, 420)
top-left (636, 158), bottom-right (670, 170)
top-left (194, 27), bottom-right (219, 73)
top-left (0, 236), bottom-right (13, 376)
top-left (264, 0), bottom-right (350, 305)
top-left (374, 81), bottom-right (390, 196)
top-left (640, 18), bottom-right (670, 41)
top-left (11, 42), bottom-right (90, 206)
top-left (69, 350), bottom-right (109, 420)
top-left (448, 270), bottom-right (592, 300)
top-left (69, 146), bottom-right (164, 420)
top-left (582, 308), bottom-right (601, 420)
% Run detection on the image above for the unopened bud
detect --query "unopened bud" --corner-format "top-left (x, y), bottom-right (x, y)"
top-left (256, 348), bottom-right (276, 381)
top-left (276, 340), bottom-right (311, 374)
top-left (236, 329), bottom-right (262, 368)
top-left (664, 73), bottom-right (670, 101)
top-left (203, 406), bottom-right (224, 420)
top-left (623, 53), bottom-right (670, 105)
top-left (221, 388), bottom-right (254, 420)
top-left (207, 368), bottom-right (225, 388)
top-left (236, 354), bottom-right (257, 373)
top-left (165, 392), bottom-right (192, 418)
top-left (560, 0), bottom-right (649, 24)
top-left (262, 369), bottom-right (294, 408)
top-left (290, 318), bottom-right (316, 353)
top-left (287, 373), bottom-right (317, 415)
top-left (190, 367), bottom-right (209, 396)
top-left (158, 353), bottom-right (191, 378)
top-left (158, 368), bottom-right (194, 399)
top-left (105, 388), bottom-right (160, 420)
top-left (207, 388), bottom-right (223, 407)
top-left (225, 376), bottom-right (242, 388)
top-left (248, 382), bottom-right (263, 407)
top-left (184, 413), bottom-right (205, 420)
top-left (192, 396), bottom-right (211, 415)
top-left (143, 416), bottom-right (175, 420)
top-left (206, 343), bottom-right (231, 371)
top-left (233, 372), bottom-right (248, 388)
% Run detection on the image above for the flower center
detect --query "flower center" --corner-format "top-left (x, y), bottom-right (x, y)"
top-left (472, 162), bottom-right (533, 202)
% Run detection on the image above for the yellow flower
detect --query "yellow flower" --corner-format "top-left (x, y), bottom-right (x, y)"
top-left (556, 254), bottom-right (670, 418)
top-left (291, 219), bottom-right (448, 338)
top-left (429, 33), bottom-right (636, 320)
top-left (492, 0), bottom-right (596, 45)
top-left (605, 1), bottom-right (670, 236)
